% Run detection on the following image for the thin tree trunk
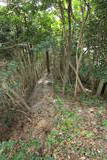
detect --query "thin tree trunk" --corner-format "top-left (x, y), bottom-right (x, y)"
top-left (96, 79), bottom-right (105, 96)
top-left (62, 0), bottom-right (72, 94)
top-left (74, 2), bottom-right (90, 96)
top-left (69, 62), bottom-right (86, 92)
top-left (46, 50), bottom-right (50, 74)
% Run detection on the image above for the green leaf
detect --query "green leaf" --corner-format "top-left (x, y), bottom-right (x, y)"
top-left (102, 120), bottom-right (107, 127)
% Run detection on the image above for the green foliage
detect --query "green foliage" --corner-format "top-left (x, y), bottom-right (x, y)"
top-left (0, 60), bottom-right (19, 102)
top-left (53, 82), bottom-right (62, 94)
top-left (93, 65), bottom-right (107, 81)
top-left (81, 130), bottom-right (94, 138)
top-left (0, 0), bottom-right (107, 159)
top-left (102, 119), bottom-right (107, 127)
top-left (0, 61), bottom-right (18, 81)
top-left (0, 141), bottom-right (16, 160)
top-left (79, 94), bottom-right (106, 107)
top-left (0, 139), bottom-right (55, 160)
top-left (47, 96), bottom-right (81, 148)
top-left (80, 64), bottom-right (90, 77)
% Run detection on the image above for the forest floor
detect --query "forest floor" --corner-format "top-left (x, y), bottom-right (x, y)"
top-left (0, 74), bottom-right (107, 160)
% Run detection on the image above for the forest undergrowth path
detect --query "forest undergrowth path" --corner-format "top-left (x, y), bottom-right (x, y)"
top-left (9, 74), bottom-right (107, 159)
top-left (11, 73), bottom-right (56, 143)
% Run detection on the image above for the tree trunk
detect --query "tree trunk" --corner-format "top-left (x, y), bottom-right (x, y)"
top-left (46, 50), bottom-right (50, 74)
top-left (96, 79), bottom-right (105, 96)
top-left (62, 0), bottom-right (72, 94)
top-left (68, 0), bottom-right (72, 47)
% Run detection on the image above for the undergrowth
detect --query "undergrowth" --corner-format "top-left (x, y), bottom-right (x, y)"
top-left (46, 97), bottom-right (107, 159)
top-left (0, 96), bottom-right (107, 159)
top-left (0, 139), bottom-right (54, 160)
top-left (79, 93), bottom-right (106, 107)
top-left (0, 50), bottom-right (45, 141)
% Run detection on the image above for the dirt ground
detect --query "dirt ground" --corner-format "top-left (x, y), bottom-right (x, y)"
top-left (1, 74), bottom-right (107, 159)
